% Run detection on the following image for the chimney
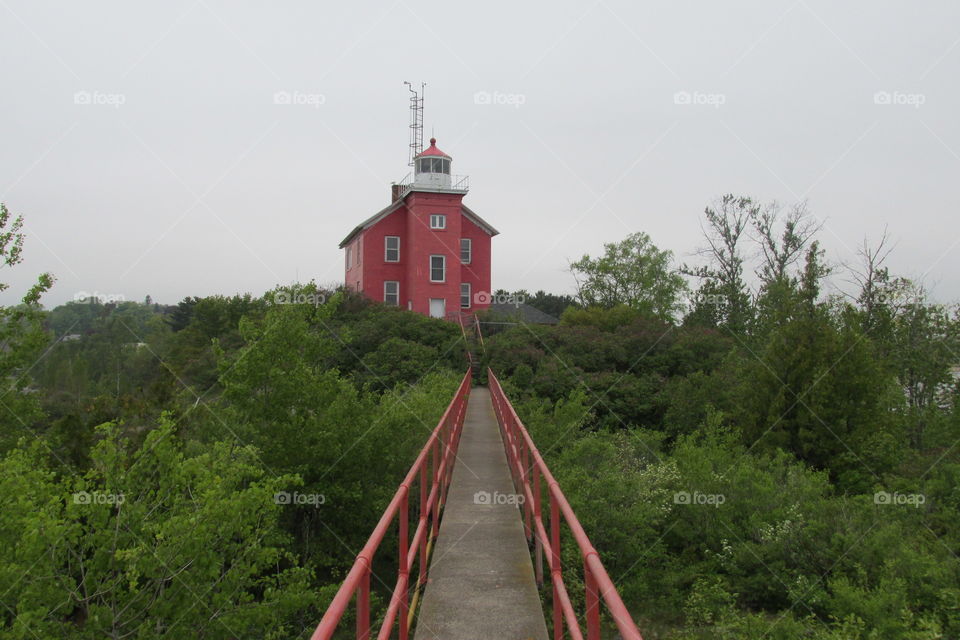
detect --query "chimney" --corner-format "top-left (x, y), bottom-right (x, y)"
top-left (391, 183), bottom-right (404, 202)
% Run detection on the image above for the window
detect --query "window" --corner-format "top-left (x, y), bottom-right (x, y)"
top-left (430, 255), bottom-right (446, 282)
top-left (460, 283), bottom-right (471, 309)
top-left (430, 214), bottom-right (446, 230)
top-left (345, 247), bottom-right (352, 268)
top-left (460, 238), bottom-right (472, 264)
top-left (385, 236), bottom-right (400, 262)
top-left (384, 281), bottom-right (399, 306)
top-left (417, 158), bottom-right (450, 174)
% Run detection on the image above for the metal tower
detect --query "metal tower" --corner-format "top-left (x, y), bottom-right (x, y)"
top-left (404, 81), bottom-right (425, 167)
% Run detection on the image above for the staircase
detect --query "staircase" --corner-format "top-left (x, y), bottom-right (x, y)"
top-left (455, 312), bottom-right (484, 379)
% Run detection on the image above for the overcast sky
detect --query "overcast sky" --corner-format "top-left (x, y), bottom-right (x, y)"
top-left (1, 0), bottom-right (958, 308)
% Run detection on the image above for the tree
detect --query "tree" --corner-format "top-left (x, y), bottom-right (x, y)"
top-left (844, 229), bottom-right (895, 332)
top-left (681, 194), bottom-right (757, 333)
top-left (844, 235), bottom-right (959, 447)
top-left (359, 337), bottom-right (441, 391)
top-left (752, 200), bottom-right (822, 289)
top-left (0, 203), bottom-right (55, 454)
top-left (213, 294), bottom-right (461, 576)
top-left (0, 420), bottom-right (315, 638)
top-left (570, 231), bottom-right (687, 321)
top-left (492, 289), bottom-right (578, 318)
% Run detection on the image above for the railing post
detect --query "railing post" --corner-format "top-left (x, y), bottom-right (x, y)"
top-left (551, 493), bottom-right (562, 640)
top-left (521, 440), bottom-right (531, 540)
top-left (357, 565), bottom-right (370, 640)
top-left (419, 464), bottom-right (428, 586)
top-left (399, 490), bottom-right (410, 640)
top-left (432, 440), bottom-right (441, 540)
top-left (534, 469), bottom-right (543, 586)
top-left (585, 561), bottom-right (600, 640)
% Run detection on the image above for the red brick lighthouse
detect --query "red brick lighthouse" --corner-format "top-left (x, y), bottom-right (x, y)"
top-left (339, 135), bottom-right (498, 319)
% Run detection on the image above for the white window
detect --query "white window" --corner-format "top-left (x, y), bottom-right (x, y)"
top-left (384, 281), bottom-right (399, 306)
top-left (345, 247), bottom-right (352, 268)
top-left (418, 158), bottom-right (450, 174)
top-left (385, 236), bottom-right (400, 262)
top-left (430, 214), bottom-right (446, 230)
top-left (460, 238), bottom-right (472, 264)
top-left (430, 255), bottom-right (446, 282)
top-left (460, 283), bottom-right (471, 309)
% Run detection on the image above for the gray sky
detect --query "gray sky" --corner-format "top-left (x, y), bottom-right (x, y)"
top-left (1, 0), bottom-right (958, 308)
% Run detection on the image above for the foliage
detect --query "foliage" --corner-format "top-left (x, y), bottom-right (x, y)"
top-left (484, 213), bottom-right (960, 638)
top-left (4, 197), bottom-right (960, 640)
top-left (570, 232), bottom-right (688, 321)
top-left (0, 419), bottom-right (316, 639)
top-left (0, 203), bottom-right (55, 455)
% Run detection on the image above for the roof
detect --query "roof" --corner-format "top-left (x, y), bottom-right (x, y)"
top-left (416, 137), bottom-right (450, 158)
top-left (339, 199), bottom-right (404, 248)
top-left (339, 197), bottom-right (499, 248)
top-left (486, 303), bottom-right (560, 325)
top-left (461, 204), bottom-right (500, 237)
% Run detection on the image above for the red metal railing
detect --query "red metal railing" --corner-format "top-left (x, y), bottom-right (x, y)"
top-left (310, 369), bottom-right (472, 640)
top-left (455, 313), bottom-right (475, 371)
top-left (474, 313), bottom-right (485, 350)
top-left (488, 369), bottom-right (644, 640)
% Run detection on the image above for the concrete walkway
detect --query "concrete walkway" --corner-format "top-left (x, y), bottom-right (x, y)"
top-left (413, 386), bottom-right (549, 640)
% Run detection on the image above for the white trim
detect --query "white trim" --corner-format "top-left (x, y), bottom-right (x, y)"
top-left (384, 280), bottom-right (399, 306)
top-left (460, 282), bottom-right (471, 309)
top-left (460, 238), bottom-right (472, 264)
top-left (384, 235), bottom-right (400, 262)
top-left (429, 255), bottom-right (446, 282)
top-left (430, 214), bottom-right (447, 230)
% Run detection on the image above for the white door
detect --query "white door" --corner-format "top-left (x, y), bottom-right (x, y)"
top-left (429, 298), bottom-right (446, 319)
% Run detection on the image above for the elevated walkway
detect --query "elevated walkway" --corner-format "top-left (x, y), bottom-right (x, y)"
top-left (413, 386), bottom-right (548, 640)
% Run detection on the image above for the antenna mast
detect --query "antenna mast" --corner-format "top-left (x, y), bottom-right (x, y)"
top-left (404, 81), bottom-right (425, 167)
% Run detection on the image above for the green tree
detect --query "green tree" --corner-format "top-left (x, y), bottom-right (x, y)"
top-left (682, 195), bottom-right (757, 333)
top-left (0, 203), bottom-right (54, 454)
top-left (0, 420), bottom-right (315, 639)
top-left (570, 232), bottom-right (687, 321)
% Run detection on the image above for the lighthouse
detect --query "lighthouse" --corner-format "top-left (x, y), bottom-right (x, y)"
top-left (339, 89), bottom-right (497, 319)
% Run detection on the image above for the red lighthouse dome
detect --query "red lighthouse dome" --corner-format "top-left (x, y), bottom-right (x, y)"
top-left (416, 138), bottom-right (450, 158)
